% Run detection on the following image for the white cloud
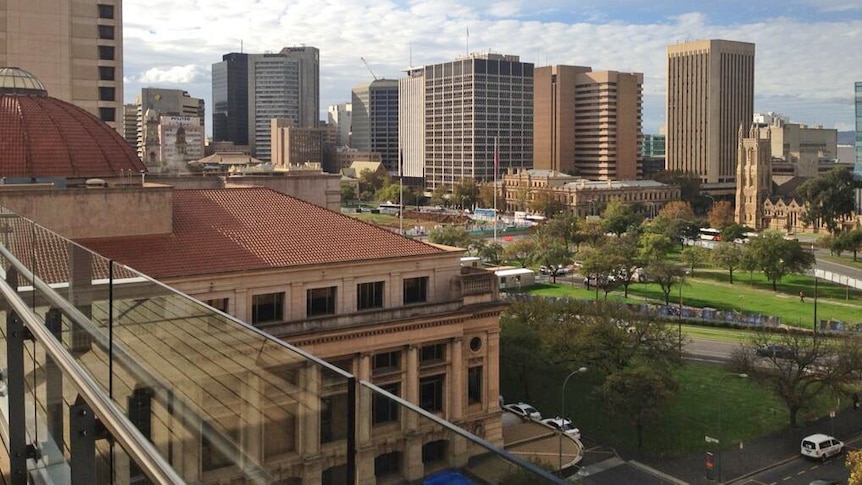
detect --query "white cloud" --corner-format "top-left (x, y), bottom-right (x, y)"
top-left (121, 1), bottom-right (862, 134)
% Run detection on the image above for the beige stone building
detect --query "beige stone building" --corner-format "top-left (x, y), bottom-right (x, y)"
top-left (666, 39), bottom-right (755, 184)
top-left (271, 117), bottom-right (335, 170)
top-left (0, 68), bottom-right (508, 484)
top-left (0, 0), bottom-right (123, 131)
top-left (534, 66), bottom-right (643, 180)
top-left (753, 113), bottom-right (839, 178)
top-left (502, 169), bottom-right (679, 217)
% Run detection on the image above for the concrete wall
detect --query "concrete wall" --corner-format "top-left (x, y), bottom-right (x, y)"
top-left (0, 185), bottom-right (173, 239)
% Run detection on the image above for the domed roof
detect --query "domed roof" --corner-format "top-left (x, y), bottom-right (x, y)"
top-left (0, 67), bottom-right (146, 179)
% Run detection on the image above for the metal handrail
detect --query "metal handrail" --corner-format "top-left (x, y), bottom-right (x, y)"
top-left (0, 276), bottom-right (185, 484)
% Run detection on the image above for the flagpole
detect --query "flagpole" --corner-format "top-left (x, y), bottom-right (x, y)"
top-left (399, 149), bottom-right (404, 235)
top-left (493, 137), bottom-right (498, 243)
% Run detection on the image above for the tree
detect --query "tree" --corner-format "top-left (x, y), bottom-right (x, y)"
top-left (798, 167), bottom-right (858, 233)
top-left (721, 223), bottom-right (749, 243)
top-left (478, 241), bottom-right (504, 266)
top-left (429, 184), bottom-right (448, 207)
top-left (638, 232), bottom-right (674, 265)
top-left (375, 182), bottom-right (416, 205)
top-left (599, 363), bottom-right (678, 448)
top-left (533, 234), bottom-right (572, 283)
top-left (428, 225), bottom-right (474, 249)
top-left (649, 215), bottom-right (699, 248)
top-left (499, 302), bottom-right (550, 403)
top-left (477, 183), bottom-right (497, 209)
top-left (604, 234), bottom-right (640, 297)
top-left (658, 201), bottom-right (696, 221)
top-left (711, 242), bottom-right (744, 284)
top-left (742, 331), bottom-right (862, 427)
top-left (529, 189), bottom-right (564, 217)
top-left (680, 246), bottom-right (709, 276)
top-left (452, 178), bottom-right (478, 209)
top-left (603, 200), bottom-right (643, 235)
top-left (708, 200), bottom-right (735, 229)
top-left (651, 170), bottom-right (703, 210)
top-left (745, 231), bottom-right (815, 290)
top-left (848, 449), bottom-right (862, 485)
top-left (542, 212), bottom-right (580, 252)
top-left (503, 238), bottom-right (536, 268)
top-left (646, 260), bottom-right (686, 304)
top-left (340, 182), bottom-right (356, 204)
top-left (358, 169), bottom-right (388, 201)
top-left (836, 228), bottom-right (862, 261)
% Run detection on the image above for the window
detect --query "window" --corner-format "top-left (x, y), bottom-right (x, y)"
top-left (98, 66), bottom-right (115, 81)
top-left (263, 369), bottom-right (296, 458)
top-left (372, 383), bottom-right (400, 425)
top-left (468, 366), bottom-right (483, 404)
top-left (422, 440), bottom-right (447, 464)
top-left (307, 286), bottom-right (336, 317)
top-left (374, 451), bottom-right (402, 478)
top-left (403, 276), bottom-right (428, 305)
top-left (98, 24), bottom-right (115, 40)
top-left (357, 281), bottom-right (384, 310)
top-left (419, 375), bottom-right (445, 412)
top-left (98, 4), bottom-right (115, 19)
top-left (98, 107), bottom-right (115, 122)
top-left (372, 351), bottom-right (400, 376)
top-left (98, 86), bottom-right (115, 101)
top-left (252, 292), bottom-right (283, 324)
top-left (320, 393), bottom-right (348, 444)
top-left (205, 298), bottom-right (229, 314)
top-left (98, 45), bottom-right (115, 60)
top-left (420, 343), bottom-right (445, 365)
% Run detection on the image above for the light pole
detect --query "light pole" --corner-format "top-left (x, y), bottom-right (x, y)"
top-left (559, 366), bottom-right (588, 476)
top-left (717, 373), bottom-right (748, 482)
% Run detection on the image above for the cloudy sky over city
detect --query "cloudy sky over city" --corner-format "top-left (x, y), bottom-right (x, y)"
top-left (124, 0), bottom-right (862, 134)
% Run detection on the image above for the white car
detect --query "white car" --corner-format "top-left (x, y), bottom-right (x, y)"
top-left (503, 402), bottom-right (541, 420)
top-left (542, 417), bottom-right (581, 439)
top-left (801, 434), bottom-right (844, 461)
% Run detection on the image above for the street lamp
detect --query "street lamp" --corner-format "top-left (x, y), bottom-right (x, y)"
top-left (717, 373), bottom-right (748, 482)
top-left (559, 366), bottom-right (588, 475)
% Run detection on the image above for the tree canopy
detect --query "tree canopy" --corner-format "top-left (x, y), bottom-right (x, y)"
top-left (798, 167), bottom-right (858, 233)
top-left (603, 200), bottom-right (643, 236)
top-left (707, 200), bottom-right (735, 229)
top-left (744, 231), bottom-right (815, 290)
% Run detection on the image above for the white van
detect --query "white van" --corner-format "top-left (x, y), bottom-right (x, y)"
top-left (801, 434), bottom-right (844, 461)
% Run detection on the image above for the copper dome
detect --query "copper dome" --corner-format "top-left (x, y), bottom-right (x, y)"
top-left (0, 67), bottom-right (146, 179)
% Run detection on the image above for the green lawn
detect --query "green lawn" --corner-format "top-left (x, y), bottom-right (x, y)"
top-left (501, 361), bottom-right (842, 456)
top-left (524, 270), bottom-right (862, 329)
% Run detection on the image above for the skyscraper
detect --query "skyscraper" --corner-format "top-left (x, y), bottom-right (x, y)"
top-left (212, 47), bottom-right (320, 161)
top-left (328, 103), bottom-right (352, 146)
top-left (0, 0), bottom-right (124, 131)
top-left (352, 80), bottom-right (399, 173)
top-left (399, 53), bottom-right (534, 190)
top-left (534, 65), bottom-right (643, 180)
top-left (666, 39), bottom-right (755, 184)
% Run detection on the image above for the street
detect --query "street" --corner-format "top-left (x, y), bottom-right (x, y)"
top-left (730, 451), bottom-right (849, 485)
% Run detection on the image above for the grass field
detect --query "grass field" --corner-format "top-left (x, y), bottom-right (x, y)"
top-left (524, 269), bottom-right (862, 329)
top-left (500, 360), bottom-right (842, 456)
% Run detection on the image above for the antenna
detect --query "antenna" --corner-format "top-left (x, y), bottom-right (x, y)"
top-left (360, 57), bottom-right (378, 81)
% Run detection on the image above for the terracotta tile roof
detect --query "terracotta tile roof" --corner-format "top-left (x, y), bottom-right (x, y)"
top-left (0, 94), bottom-right (146, 179)
top-left (78, 188), bottom-right (445, 279)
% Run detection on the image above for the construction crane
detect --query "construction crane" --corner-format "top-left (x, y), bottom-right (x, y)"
top-left (360, 57), bottom-right (378, 81)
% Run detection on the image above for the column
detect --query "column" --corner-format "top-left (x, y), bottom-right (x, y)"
top-left (449, 338), bottom-right (463, 421)
top-left (354, 353), bottom-right (376, 484)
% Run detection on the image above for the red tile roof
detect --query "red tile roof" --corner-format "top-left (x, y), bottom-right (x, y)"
top-left (0, 94), bottom-right (146, 179)
top-left (78, 188), bottom-right (445, 279)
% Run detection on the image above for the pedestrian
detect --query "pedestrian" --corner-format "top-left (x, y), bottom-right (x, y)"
top-left (799, 291), bottom-right (805, 303)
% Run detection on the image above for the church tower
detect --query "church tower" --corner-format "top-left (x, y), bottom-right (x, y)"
top-left (734, 124), bottom-right (772, 230)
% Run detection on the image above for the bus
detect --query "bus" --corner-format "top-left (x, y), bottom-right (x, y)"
top-left (699, 228), bottom-right (722, 241)
top-left (377, 202), bottom-right (402, 215)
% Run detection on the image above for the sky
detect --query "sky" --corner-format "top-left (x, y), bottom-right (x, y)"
top-left (123, 0), bottom-right (862, 135)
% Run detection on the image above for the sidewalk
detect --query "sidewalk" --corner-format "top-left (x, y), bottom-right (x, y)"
top-left (630, 406), bottom-right (862, 484)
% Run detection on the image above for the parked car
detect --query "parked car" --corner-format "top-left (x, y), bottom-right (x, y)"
top-left (541, 417), bottom-right (581, 439)
top-left (503, 402), bottom-right (541, 420)
top-left (755, 344), bottom-right (794, 359)
top-left (808, 480), bottom-right (841, 485)
top-left (801, 434), bottom-right (844, 462)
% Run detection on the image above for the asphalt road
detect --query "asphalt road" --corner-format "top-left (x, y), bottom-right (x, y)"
top-left (730, 451), bottom-right (849, 485)
top-left (685, 338), bottom-right (741, 364)
top-left (815, 253), bottom-right (862, 282)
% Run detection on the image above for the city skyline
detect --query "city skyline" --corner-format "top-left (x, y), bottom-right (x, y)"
top-left (124, 1), bottom-right (862, 135)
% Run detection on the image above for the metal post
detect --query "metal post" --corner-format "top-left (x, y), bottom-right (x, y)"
top-left (70, 396), bottom-right (97, 485)
top-left (7, 310), bottom-right (28, 485)
top-left (813, 274), bottom-right (818, 336)
top-left (45, 308), bottom-right (65, 454)
top-left (559, 367), bottom-right (587, 475)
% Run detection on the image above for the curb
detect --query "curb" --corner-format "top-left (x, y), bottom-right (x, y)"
top-left (628, 460), bottom-right (690, 485)
top-left (722, 453), bottom-right (798, 485)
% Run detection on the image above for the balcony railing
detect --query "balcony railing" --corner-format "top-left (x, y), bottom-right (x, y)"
top-left (0, 208), bottom-right (559, 484)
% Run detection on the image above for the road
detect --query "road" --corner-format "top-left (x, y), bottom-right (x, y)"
top-left (685, 338), bottom-right (740, 364)
top-left (815, 252), bottom-right (862, 282)
top-left (731, 452), bottom-right (849, 485)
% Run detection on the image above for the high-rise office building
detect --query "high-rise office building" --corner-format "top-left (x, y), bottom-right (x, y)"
top-left (0, 0), bottom-right (123, 131)
top-left (123, 103), bottom-right (138, 148)
top-left (212, 47), bottom-right (319, 161)
top-left (328, 102), bottom-right (352, 146)
top-left (352, 80), bottom-right (399, 173)
top-left (534, 66), bottom-right (642, 180)
top-left (855, 82), bottom-right (862, 177)
top-left (666, 39), bottom-right (755, 184)
top-left (399, 53), bottom-right (534, 190)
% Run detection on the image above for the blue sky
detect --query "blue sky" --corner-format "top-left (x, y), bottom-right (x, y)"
top-left (123, 0), bottom-right (862, 137)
